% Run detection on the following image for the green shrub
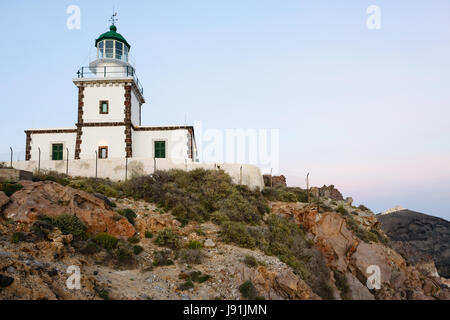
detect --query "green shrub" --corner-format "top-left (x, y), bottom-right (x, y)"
top-left (121, 169), bottom-right (267, 224)
top-left (262, 186), bottom-right (308, 203)
top-left (190, 271), bottom-right (210, 283)
top-left (110, 240), bottom-right (134, 263)
top-left (152, 251), bottom-right (174, 266)
top-left (179, 248), bottom-right (203, 265)
top-left (33, 170), bottom-right (70, 186)
top-left (69, 178), bottom-right (120, 198)
top-left (11, 232), bottom-right (25, 244)
top-left (31, 220), bottom-right (54, 239)
top-left (94, 287), bottom-right (110, 300)
top-left (239, 280), bottom-right (257, 299)
top-left (244, 255), bottom-right (258, 268)
top-left (127, 236), bottom-right (140, 244)
top-left (334, 270), bottom-right (351, 300)
top-left (79, 240), bottom-right (102, 255)
top-left (336, 206), bottom-right (348, 215)
top-left (145, 231), bottom-right (153, 238)
top-left (187, 240), bottom-right (203, 249)
top-left (48, 215), bottom-right (88, 240)
top-left (179, 280), bottom-right (194, 291)
top-left (220, 222), bottom-right (255, 249)
top-left (0, 182), bottom-right (24, 196)
top-left (133, 245), bottom-right (144, 255)
top-left (95, 233), bottom-right (119, 250)
top-left (155, 228), bottom-right (180, 249)
top-left (118, 208), bottom-right (137, 225)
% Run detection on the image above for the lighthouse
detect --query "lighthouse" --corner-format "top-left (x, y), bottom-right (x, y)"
top-left (24, 19), bottom-right (197, 165)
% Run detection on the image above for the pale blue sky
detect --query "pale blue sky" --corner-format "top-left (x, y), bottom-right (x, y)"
top-left (0, 1), bottom-right (449, 219)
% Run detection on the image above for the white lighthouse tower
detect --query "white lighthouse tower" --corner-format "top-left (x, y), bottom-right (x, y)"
top-left (72, 19), bottom-right (145, 160)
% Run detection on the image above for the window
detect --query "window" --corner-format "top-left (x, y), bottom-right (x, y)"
top-left (52, 144), bottom-right (63, 160)
top-left (98, 146), bottom-right (108, 159)
top-left (99, 100), bottom-right (109, 114)
top-left (98, 41), bottom-right (104, 58)
top-left (154, 141), bottom-right (166, 158)
top-left (115, 41), bottom-right (123, 60)
top-left (105, 40), bottom-right (114, 58)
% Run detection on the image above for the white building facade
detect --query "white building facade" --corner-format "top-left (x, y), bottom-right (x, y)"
top-left (24, 24), bottom-right (197, 164)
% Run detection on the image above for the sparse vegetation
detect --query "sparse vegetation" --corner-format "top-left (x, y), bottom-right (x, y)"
top-left (118, 208), bottom-right (137, 225)
top-left (95, 233), bottom-right (119, 250)
top-left (0, 182), bottom-right (24, 196)
top-left (244, 255), bottom-right (259, 268)
top-left (127, 236), bottom-right (140, 244)
top-left (33, 170), bottom-right (70, 186)
top-left (186, 240), bottom-right (203, 249)
top-left (239, 280), bottom-right (257, 299)
top-left (68, 177), bottom-right (120, 198)
top-left (220, 221), bottom-right (256, 249)
top-left (152, 250), bottom-right (174, 267)
top-left (145, 231), bottom-right (153, 239)
top-left (179, 280), bottom-right (194, 291)
top-left (122, 169), bottom-right (267, 224)
top-left (334, 270), bottom-right (351, 300)
top-left (133, 245), bottom-right (144, 255)
top-left (41, 215), bottom-right (88, 240)
top-left (30, 220), bottom-right (54, 240)
top-left (262, 186), bottom-right (308, 203)
top-left (179, 248), bottom-right (203, 265)
top-left (155, 228), bottom-right (180, 249)
top-left (11, 232), bottom-right (25, 244)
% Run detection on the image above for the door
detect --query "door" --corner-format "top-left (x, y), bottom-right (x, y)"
top-left (52, 144), bottom-right (63, 160)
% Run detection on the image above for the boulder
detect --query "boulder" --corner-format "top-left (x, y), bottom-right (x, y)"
top-left (0, 191), bottom-right (9, 209)
top-left (3, 180), bottom-right (135, 238)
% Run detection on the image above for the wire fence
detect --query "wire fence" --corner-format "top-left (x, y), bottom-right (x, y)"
top-left (0, 148), bottom-right (26, 166)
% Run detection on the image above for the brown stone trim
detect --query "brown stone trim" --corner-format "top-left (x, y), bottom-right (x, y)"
top-left (25, 131), bottom-right (32, 161)
top-left (124, 85), bottom-right (132, 158)
top-left (82, 122), bottom-right (126, 127)
top-left (98, 146), bottom-right (108, 159)
top-left (25, 129), bottom-right (77, 134)
top-left (73, 78), bottom-right (145, 104)
top-left (133, 125), bottom-right (194, 131)
top-left (75, 86), bottom-right (85, 159)
top-left (187, 128), bottom-right (194, 159)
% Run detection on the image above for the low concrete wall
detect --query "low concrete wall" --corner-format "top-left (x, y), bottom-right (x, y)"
top-left (12, 158), bottom-right (265, 190)
top-left (0, 168), bottom-right (33, 182)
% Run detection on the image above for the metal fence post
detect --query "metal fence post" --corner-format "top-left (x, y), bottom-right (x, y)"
top-left (95, 151), bottom-right (98, 178)
top-left (66, 148), bottom-right (69, 176)
top-left (38, 148), bottom-right (41, 173)
top-left (9, 147), bottom-right (13, 168)
top-left (240, 166), bottom-right (243, 185)
top-left (153, 157), bottom-right (156, 173)
top-left (125, 157), bottom-right (128, 181)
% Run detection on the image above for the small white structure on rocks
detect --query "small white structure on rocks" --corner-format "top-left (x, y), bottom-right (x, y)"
top-left (14, 20), bottom-right (264, 190)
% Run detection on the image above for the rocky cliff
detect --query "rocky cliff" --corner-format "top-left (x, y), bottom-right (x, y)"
top-left (0, 178), bottom-right (448, 300)
top-left (378, 209), bottom-right (450, 279)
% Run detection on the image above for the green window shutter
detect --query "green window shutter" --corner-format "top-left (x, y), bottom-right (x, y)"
top-left (154, 141), bottom-right (166, 158)
top-left (52, 144), bottom-right (63, 160)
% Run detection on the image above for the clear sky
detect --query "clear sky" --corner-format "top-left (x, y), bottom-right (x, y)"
top-left (0, 1), bottom-right (449, 220)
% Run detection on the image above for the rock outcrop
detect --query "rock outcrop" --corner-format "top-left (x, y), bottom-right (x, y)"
top-left (263, 175), bottom-right (287, 187)
top-left (378, 209), bottom-right (450, 278)
top-left (310, 185), bottom-right (344, 201)
top-left (270, 202), bottom-right (450, 300)
top-left (2, 181), bottom-right (135, 238)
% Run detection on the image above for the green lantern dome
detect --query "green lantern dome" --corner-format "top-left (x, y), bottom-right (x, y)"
top-left (95, 25), bottom-right (131, 50)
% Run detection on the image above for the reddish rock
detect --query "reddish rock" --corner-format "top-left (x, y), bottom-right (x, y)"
top-left (3, 180), bottom-right (135, 238)
top-left (0, 191), bottom-right (9, 209)
top-left (263, 175), bottom-right (287, 187)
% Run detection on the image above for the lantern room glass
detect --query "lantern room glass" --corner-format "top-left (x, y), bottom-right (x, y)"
top-left (97, 40), bottom-right (128, 62)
